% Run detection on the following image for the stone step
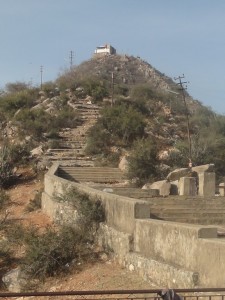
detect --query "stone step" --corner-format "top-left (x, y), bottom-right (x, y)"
top-left (48, 156), bottom-right (89, 161)
top-left (145, 197), bottom-right (225, 206)
top-left (94, 186), bottom-right (159, 197)
top-left (151, 209), bottom-right (225, 217)
top-left (155, 216), bottom-right (225, 225)
top-left (58, 167), bottom-right (125, 183)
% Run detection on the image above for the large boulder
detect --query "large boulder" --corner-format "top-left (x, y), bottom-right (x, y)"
top-left (2, 267), bottom-right (27, 292)
top-left (167, 167), bottom-right (194, 182)
top-left (142, 180), bottom-right (171, 197)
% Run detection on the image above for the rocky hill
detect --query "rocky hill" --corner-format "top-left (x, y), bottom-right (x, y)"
top-left (59, 54), bottom-right (199, 111)
top-left (1, 52), bottom-right (225, 179)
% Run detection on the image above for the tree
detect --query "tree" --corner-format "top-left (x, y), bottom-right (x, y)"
top-left (101, 103), bottom-right (146, 145)
top-left (127, 137), bottom-right (159, 186)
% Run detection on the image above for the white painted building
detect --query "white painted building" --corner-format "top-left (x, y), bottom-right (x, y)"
top-left (94, 44), bottom-right (116, 56)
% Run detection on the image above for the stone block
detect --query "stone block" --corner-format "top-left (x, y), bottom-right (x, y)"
top-left (219, 183), bottom-right (225, 196)
top-left (147, 180), bottom-right (171, 196)
top-left (179, 177), bottom-right (197, 196)
top-left (192, 164), bottom-right (215, 173)
top-left (198, 172), bottom-right (215, 197)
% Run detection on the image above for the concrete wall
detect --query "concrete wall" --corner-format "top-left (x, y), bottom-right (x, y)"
top-left (42, 163), bottom-right (225, 288)
top-left (42, 163), bottom-right (151, 233)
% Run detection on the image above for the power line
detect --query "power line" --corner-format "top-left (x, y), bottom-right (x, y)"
top-left (174, 74), bottom-right (192, 167)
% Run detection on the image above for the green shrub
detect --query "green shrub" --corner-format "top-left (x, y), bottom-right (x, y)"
top-left (52, 107), bottom-right (82, 129)
top-left (0, 89), bottom-right (36, 117)
top-left (57, 187), bottom-right (105, 232)
top-left (21, 224), bottom-right (101, 280)
top-left (81, 78), bottom-right (109, 102)
top-left (85, 122), bottom-right (111, 155)
top-left (8, 143), bottom-right (31, 165)
top-left (47, 139), bottom-right (61, 149)
top-left (14, 108), bottom-right (53, 140)
top-left (0, 146), bottom-right (14, 188)
top-left (127, 137), bottom-right (159, 186)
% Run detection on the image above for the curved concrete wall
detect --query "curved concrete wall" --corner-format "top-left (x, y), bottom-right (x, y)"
top-left (42, 163), bottom-right (224, 288)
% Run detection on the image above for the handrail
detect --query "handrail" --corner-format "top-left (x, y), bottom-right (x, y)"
top-left (2, 288), bottom-right (225, 298)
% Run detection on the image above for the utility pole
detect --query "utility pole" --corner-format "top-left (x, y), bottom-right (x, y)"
top-left (174, 74), bottom-right (192, 167)
top-left (111, 71), bottom-right (114, 106)
top-left (40, 65), bottom-right (43, 90)
top-left (69, 51), bottom-right (74, 70)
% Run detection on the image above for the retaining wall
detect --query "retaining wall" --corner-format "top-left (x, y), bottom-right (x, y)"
top-left (42, 163), bottom-right (225, 288)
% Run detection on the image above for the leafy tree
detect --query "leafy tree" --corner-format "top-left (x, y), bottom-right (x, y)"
top-left (14, 108), bottom-right (52, 139)
top-left (0, 90), bottom-right (36, 117)
top-left (101, 103), bottom-right (146, 144)
top-left (81, 78), bottom-right (109, 102)
top-left (85, 122), bottom-right (111, 155)
top-left (86, 103), bottom-right (146, 157)
top-left (5, 81), bottom-right (30, 93)
top-left (127, 137), bottom-right (159, 186)
top-left (52, 106), bottom-right (82, 129)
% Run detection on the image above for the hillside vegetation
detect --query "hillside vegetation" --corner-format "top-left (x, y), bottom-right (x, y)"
top-left (1, 53), bottom-right (225, 289)
top-left (1, 54), bottom-right (225, 186)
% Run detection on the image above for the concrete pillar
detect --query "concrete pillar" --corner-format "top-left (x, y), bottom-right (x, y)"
top-left (219, 183), bottom-right (225, 196)
top-left (179, 177), bottom-right (197, 196)
top-left (198, 172), bottom-right (215, 197)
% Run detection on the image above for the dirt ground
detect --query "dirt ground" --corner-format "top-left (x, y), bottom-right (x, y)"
top-left (2, 168), bottom-right (159, 297)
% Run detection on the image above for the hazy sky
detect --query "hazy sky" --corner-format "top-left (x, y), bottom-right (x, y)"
top-left (1, 0), bottom-right (225, 113)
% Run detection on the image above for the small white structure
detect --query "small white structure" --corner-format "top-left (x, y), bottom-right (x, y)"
top-left (94, 44), bottom-right (116, 56)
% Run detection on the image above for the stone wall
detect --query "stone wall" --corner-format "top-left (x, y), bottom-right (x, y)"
top-left (42, 163), bottom-right (225, 288)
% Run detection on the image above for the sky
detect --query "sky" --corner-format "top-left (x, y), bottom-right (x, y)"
top-left (1, 0), bottom-right (225, 114)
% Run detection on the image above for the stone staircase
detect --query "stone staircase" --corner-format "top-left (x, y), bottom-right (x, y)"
top-left (45, 99), bottom-right (100, 166)
top-left (90, 186), bottom-right (225, 227)
top-left (142, 196), bottom-right (225, 226)
top-left (57, 166), bottom-right (125, 184)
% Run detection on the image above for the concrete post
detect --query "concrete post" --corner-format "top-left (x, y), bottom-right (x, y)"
top-left (179, 177), bottom-right (197, 196)
top-left (198, 172), bottom-right (215, 197)
top-left (219, 183), bottom-right (225, 196)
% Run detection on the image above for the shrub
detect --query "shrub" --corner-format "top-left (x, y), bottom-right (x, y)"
top-left (52, 107), bottom-right (82, 129)
top-left (0, 146), bottom-right (14, 188)
top-left (127, 137), bottom-right (159, 186)
top-left (57, 187), bottom-right (105, 233)
top-left (80, 78), bottom-right (109, 102)
top-left (21, 223), bottom-right (102, 280)
top-left (8, 143), bottom-right (31, 166)
top-left (14, 108), bottom-right (53, 140)
top-left (85, 122), bottom-right (111, 155)
top-left (0, 89), bottom-right (36, 117)
top-left (25, 190), bottom-right (42, 212)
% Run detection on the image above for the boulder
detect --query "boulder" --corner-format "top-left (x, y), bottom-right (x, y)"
top-left (30, 146), bottom-right (43, 157)
top-left (118, 156), bottom-right (129, 172)
top-left (167, 167), bottom-right (192, 182)
top-left (192, 164), bottom-right (215, 173)
top-left (2, 267), bottom-right (27, 292)
top-left (143, 180), bottom-right (171, 197)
